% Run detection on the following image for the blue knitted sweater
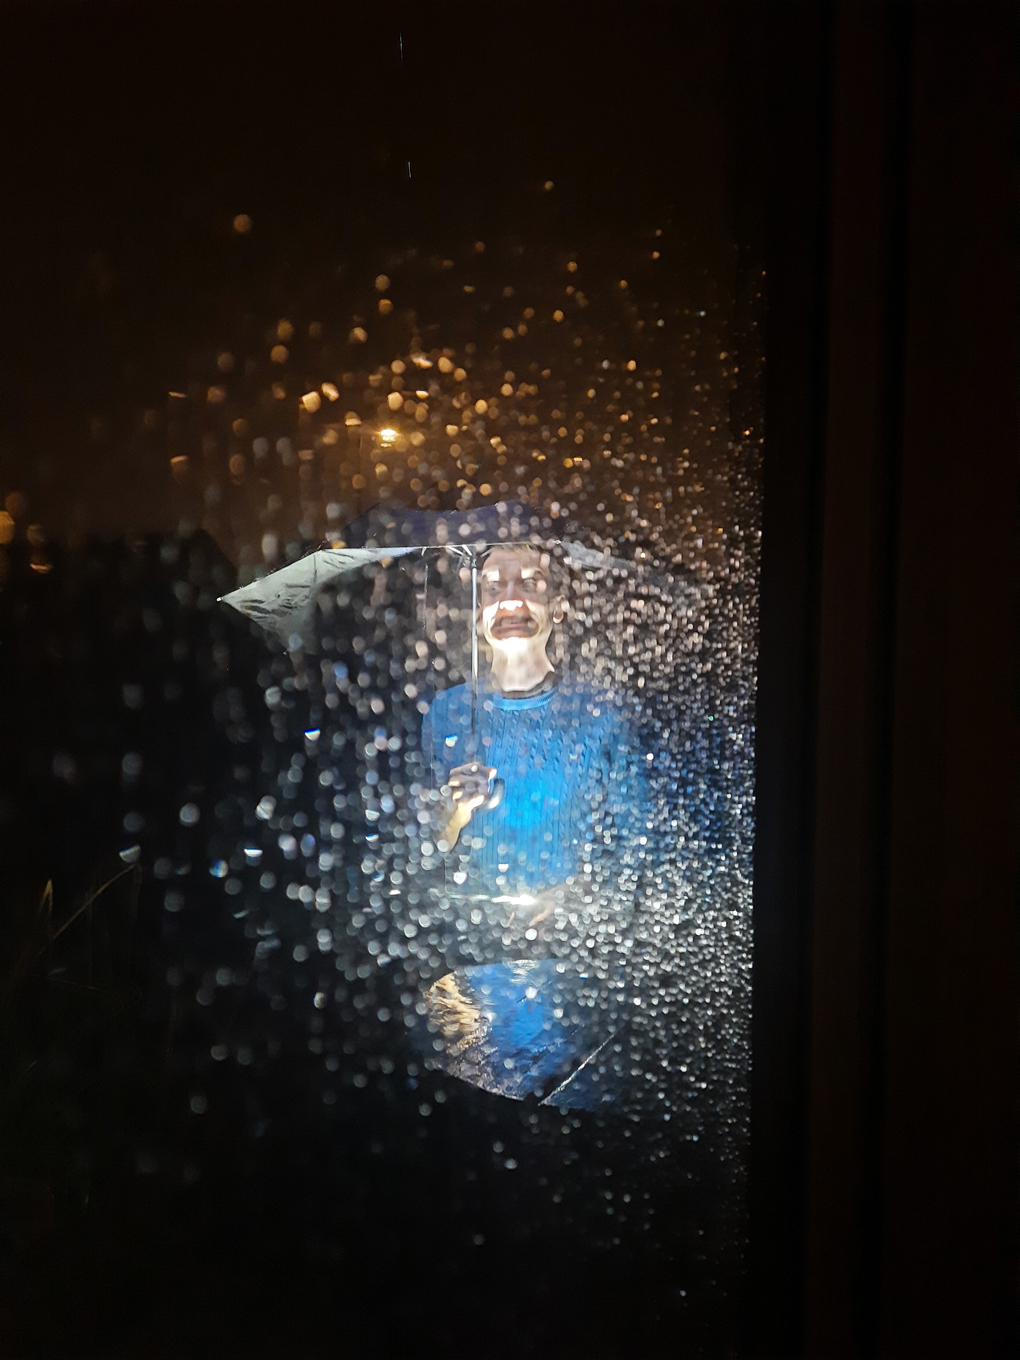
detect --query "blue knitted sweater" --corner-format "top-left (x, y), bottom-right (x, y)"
top-left (421, 677), bottom-right (651, 901)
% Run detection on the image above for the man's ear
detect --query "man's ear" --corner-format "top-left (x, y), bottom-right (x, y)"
top-left (552, 595), bottom-right (567, 624)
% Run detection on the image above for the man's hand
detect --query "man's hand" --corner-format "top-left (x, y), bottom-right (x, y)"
top-left (447, 762), bottom-right (496, 813)
top-left (438, 762), bottom-right (496, 848)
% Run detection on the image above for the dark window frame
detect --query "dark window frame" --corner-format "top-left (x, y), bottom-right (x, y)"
top-left (747, 4), bottom-right (1020, 1356)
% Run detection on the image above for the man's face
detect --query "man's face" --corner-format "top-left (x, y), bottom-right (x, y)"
top-left (478, 547), bottom-right (557, 650)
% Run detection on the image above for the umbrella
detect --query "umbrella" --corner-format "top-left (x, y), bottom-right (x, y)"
top-left (220, 503), bottom-right (705, 1109)
top-left (220, 501), bottom-right (629, 781)
top-left (219, 543), bottom-right (421, 651)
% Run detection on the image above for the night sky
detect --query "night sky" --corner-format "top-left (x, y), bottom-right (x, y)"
top-left (0, 1), bottom-right (747, 541)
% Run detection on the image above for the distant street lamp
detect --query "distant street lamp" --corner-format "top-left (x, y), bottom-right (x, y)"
top-left (350, 422), bottom-right (405, 517)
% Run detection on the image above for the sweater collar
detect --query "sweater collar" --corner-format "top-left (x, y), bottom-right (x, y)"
top-left (482, 669), bottom-right (561, 708)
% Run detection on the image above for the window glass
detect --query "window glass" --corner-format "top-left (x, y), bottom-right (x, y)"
top-left (2, 6), bottom-right (759, 1353)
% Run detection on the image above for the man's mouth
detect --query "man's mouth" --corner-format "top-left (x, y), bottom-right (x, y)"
top-left (489, 607), bottom-right (537, 635)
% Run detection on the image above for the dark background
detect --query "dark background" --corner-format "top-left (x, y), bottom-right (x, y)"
top-left (0, 0), bottom-right (738, 540)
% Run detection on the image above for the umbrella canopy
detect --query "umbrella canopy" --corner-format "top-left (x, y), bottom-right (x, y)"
top-left (219, 501), bottom-right (629, 652)
top-left (219, 544), bottom-right (422, 651)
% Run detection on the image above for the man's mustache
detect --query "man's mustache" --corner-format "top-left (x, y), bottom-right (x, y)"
top-left (483, 600), bottom-right (539, 628)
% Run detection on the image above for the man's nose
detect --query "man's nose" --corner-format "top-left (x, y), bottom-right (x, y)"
top-left (495, 580), bottom-right (524, 604)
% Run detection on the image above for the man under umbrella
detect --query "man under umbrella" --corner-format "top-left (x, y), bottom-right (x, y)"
top-left (222, 506), bottom-right (659, 1106)
top-left (418, 542), bottom-right (654, 1104)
